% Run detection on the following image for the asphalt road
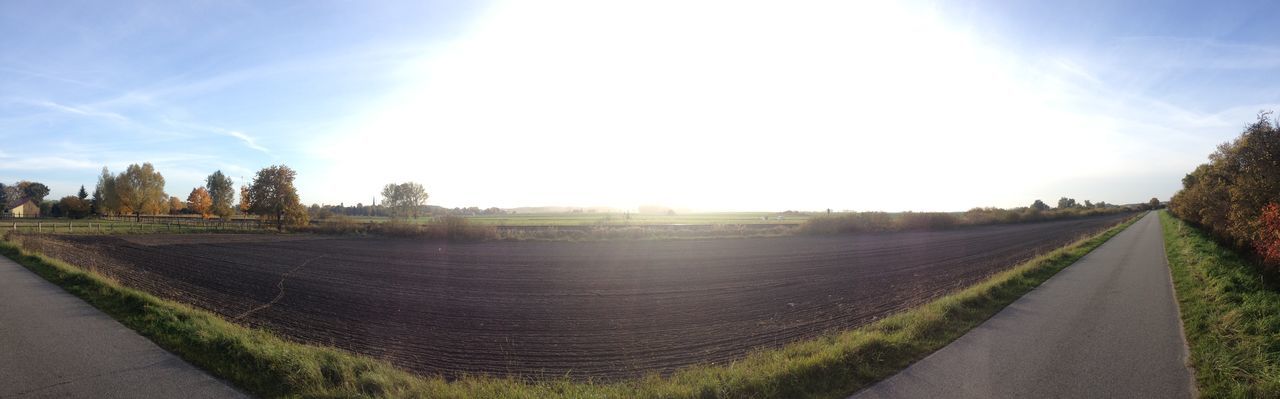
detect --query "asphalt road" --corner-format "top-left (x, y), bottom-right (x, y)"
top-left (851, 212), bottom-right (1196, 398)
top-left (0, 256), bottom-right (245, 398)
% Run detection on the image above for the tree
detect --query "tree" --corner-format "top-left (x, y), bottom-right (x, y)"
top-left (0, 182), bottom-right (6, 208)
top-left (2, 184), bottom-right (20, 208)
top-left (115, 163), bottom-right (167, 221)
top-left (206, 170), bottom-right (235, 219)
top-left (1057, 197), bottom-right (1077, 209)
top-left (380, 182), bottom-right (430, 218)
top-left (1148, 197), bottom-right (1161, 210)
top-left (58, 196), bottom-right (92, 219)
top-left (16, 181), bottom-right (50, 203)
top-left (247, 165), bottom-right (307, 230)
top-left (238, 185), bottom-right (251, 214)
top-left (77, 185), bottom-right (88, 201)
top-left (187, 187), bottom-right (213, 219)
top-left (169, 196), bottom-right (187, 214)
top-left (1030, 199), bottom-right (1050, 211)
top-left (94, 167), bottom-right (118, 215)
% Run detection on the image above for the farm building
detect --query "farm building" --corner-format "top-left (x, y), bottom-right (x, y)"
top-left (6, 198), bottom-right (39, 218)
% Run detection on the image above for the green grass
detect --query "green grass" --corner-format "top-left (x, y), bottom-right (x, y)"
top-left (0, 214), bottom-right (1137, 398)
top-left (1159, 210), bottom-right (1280, 397)
top-left (2, 217), bottom-right (267, 235)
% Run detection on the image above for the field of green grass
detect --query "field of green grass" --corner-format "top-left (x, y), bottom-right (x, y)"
top-left (1, 217), bottom-right (264, 235)
top-left (0, 213), bottom-right (1139, 398)
top-left (1159, 210), bottom-right (1280, 397)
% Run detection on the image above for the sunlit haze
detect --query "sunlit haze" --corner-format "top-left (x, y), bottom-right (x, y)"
top-left (2, 1), bottom-right (1273, 211)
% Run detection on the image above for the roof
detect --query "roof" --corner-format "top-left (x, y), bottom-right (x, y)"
top-left (8, 198), bottom-right (36, 209)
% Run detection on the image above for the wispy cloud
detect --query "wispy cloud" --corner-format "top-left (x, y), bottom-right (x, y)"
top-left (0, 66), bottom-right (113, 91)
top-left (20, 99), bottom-right (130, 122)
top-left (0, 156), bottom-right (99, 171)
top-left (1107, 37), bottom-right (1280, 70)
top-left (155, 118), bottom-right (269, 153)
top-left (226, 130), bottom-right (269, 153)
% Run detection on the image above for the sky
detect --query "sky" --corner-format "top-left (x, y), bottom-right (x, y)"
top-left (1, 0), bottom-right (1277, 212)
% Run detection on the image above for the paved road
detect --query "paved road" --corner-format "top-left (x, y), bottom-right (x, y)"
top-left (0, 256), bottom-right (245, 398)
top-left (852, 212), bottom-right (1195, 398)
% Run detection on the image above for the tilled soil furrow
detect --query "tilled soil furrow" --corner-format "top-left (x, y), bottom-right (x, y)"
top-left (32, 214), bottom-right (1130, 380)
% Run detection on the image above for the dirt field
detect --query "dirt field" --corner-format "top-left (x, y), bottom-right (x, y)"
top-left (33, 213), bottom-right (1131, 380)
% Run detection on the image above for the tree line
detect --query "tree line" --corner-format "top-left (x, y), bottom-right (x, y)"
top-left (81, 163), bottom-right (307, 230)
top-left (1170, 112), bottom-right (1280, 273)
top-left (801, 197), bottom-right (1149, 235)
top-left (9, 162), bottom-right (445, 231)
top-left (305, 203), bottom-right (505, 220)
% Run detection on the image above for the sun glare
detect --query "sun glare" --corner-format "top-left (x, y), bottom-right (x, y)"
top-left (307, 0), bottom-right (1117, 211)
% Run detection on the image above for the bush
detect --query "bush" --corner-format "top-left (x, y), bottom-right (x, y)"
top-left (1254, 203), bottom-right (1280, 268)
top-left (896, 212), bottom-right (958, 230)
top-left (302, 215), bottom-right (366, 235)
top-left (309, 216), bottom-right (499, 241)
top-left (800, 206), bottom-right (1132, 235)
top-left (58, 196), bottom-right (92, 219)
top-left (1170, 111), bottom-right (1280, 275)
top-left (797, 212), bottom-right (895, 234)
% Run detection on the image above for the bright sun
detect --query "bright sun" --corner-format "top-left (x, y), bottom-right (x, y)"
top-left (308, 0), bottom-right (1122, 211)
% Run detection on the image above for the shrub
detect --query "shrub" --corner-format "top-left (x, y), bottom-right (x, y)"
top-left (1171, 111), bottom-right (1280, 274)
top-left (1254, 203), bottom-right (1280, 271)
top-left (800, 206), bottom-right (1131, 235)
top-left (896, 212), bottom-right (958, 230)
top-left (798, 212), bottom-right (894, 234)
top-left (300, 215), bottom-right (366, 235)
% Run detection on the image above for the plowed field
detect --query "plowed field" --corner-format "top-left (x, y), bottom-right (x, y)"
top-left (35, 214), bottom-right (1130, 380)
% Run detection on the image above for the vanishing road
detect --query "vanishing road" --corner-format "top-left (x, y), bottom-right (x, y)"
top-left (852, 212), bottom-right (1195, 398)
top-left (0, 256), bottom-right (244, 398)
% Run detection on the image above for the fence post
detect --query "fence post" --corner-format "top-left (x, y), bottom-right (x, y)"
top-left (38, 222), bottom-right (42, 234)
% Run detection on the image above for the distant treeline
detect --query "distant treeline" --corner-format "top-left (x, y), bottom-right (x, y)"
top-left (1171, 112), bottom-right (1280, 273)
top-left (799, 199), bottom-right (1148, 235)
top-left (305, 204), bottom-right (509, 220)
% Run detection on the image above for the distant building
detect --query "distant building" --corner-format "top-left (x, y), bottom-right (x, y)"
top-left (6, 198), bottom-right (39, 218)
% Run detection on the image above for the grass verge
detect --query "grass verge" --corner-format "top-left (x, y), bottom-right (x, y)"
top-left (1159, 210), bottom-right (1280, 397)
top-left (0, 214), bottom-right (1139, 399)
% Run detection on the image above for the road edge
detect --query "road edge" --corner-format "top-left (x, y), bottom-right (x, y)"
top-left (1156, 211), bottom-right (1201, 398)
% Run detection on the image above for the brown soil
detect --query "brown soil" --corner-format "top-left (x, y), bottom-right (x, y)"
top-left (35, 214), bottom-right (1130, 380)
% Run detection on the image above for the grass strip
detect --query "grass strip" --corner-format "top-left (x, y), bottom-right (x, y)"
top-left (0, 214), bottom-right (1138, 399)
top-left (1159, 210), bottom-right (1280, 397)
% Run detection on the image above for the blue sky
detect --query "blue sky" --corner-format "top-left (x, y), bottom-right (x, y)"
top-left (1, 0), bottom-right (1277, 211)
